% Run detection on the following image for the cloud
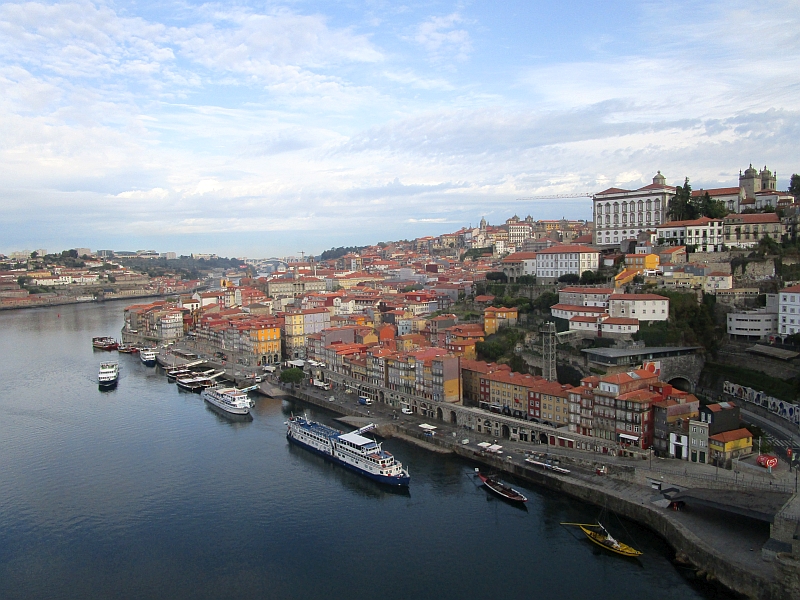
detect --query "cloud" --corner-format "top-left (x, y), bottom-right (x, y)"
top-left (413, 13), bottom-right (472, 62)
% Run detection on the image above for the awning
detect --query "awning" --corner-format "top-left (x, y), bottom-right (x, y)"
top-left (487, 444), bottom-right (503, 452)
top-left (419, 424), bottom-right (437, 431)
top-left (477, 442), bottom-right (492, 448)
top-left (619, 433), bottom-right (639, 441)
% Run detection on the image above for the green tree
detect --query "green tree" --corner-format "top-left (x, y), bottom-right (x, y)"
top-left (558, 273), bottom-right (579, 284)
top-left (280, 368), bottom-right (304, 384)
top-left (532, 291), bottom-right (559, 311)
top-left (667, 178), bottom-right (698, 221)
top-left (697, 191), bottom-right (728, 218)
top-left (789, 173), bottom-right (800, 203)
top-left (579, 270), bottom-right (596, 285)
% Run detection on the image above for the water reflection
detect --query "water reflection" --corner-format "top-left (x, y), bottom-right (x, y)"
top-left (203, 402), bottom-right (254, 425)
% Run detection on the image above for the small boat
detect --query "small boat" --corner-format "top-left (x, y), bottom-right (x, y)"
top-left (98, 361), bottom-right (120, 388)
top-left (561, 522), bottom-right (643, 558)
top-left (92, 336), bottom-right (118, 351)
top-left (475, 469), bottom-right (528, 503)
top-left (166, 368), bottom-right (191, 382)
top-left (117, 344), bottom-right (139, 354)
top-left (139, 348), bottom-right (157, 367)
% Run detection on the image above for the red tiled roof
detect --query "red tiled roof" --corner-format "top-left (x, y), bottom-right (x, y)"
top-left (559, 287), bottom-right (613, 294)
top-left (551, 304), bottom-right (607, 313)
top-left (691, 187), bottom-right (741, 196)
top-left (537, 245), bottom-right (599, 254)
top-left (710, 428), bottom-right (752, 444)
top-left (602, 317), bottom-right (638, 325)
top-left (724, 213), bottom-right (780, 223)
top-left (610, 294), bottom-right (669, 301)
top-left (781, 284), bottom-right (800, 293)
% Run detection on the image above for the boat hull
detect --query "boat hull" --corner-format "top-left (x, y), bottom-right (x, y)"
top-left (579, 525), bottom-right (642, 558)
top-left (477, 473), bottom-right (527, 503)
top-left (287, 432), bottom-right (410, 487)
top-left (98, 378), bottom-right (118, 388)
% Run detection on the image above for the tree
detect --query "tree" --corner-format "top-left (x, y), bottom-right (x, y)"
top-left (697, 191), bottom-right (728, 219)
top-left (579, 270), bottom-right (596, 285)
top-left (789, 174), bottom-right (800, 203)
top-left (557, 273), bottom-right (579, 284)
top-left (667, 178), bottom-right (698, 221)
top-left (486, 271), bottom-right (508, 282)
top-left (280, 368), bottom-right (304, 384)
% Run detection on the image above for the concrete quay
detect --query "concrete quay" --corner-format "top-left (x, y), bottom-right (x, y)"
top-left (285, 382), bottom-right (799, 600)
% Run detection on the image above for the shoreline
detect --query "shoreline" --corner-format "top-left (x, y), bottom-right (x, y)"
top-left (285, 385), bottom-right (796, 600)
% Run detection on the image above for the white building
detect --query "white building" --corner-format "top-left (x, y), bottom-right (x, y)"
top-left (558, 286), bottom-right (615, 308)
top-left (608, 294), bottom-right (669, 322)
top-left (703, 272), bottom-right (733, 294)
top-left (500, 252), bottom-right (537, 281)
top-left (656, 217), bottom-right (724, 252)
top-left (593, 172), bottom-right (675, 247)
top-left (779, 284), bottom-right (800, 336)
top-left (535, 245), bottom-right (600, 283)
top-left (727, 309), bottom-right (778, 341)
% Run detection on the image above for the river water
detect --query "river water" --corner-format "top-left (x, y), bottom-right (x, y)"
top-left (0, 302), bottom-right (734, 600)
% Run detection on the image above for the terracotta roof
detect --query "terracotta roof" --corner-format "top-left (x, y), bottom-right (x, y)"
top-left (657, 217), bottom-right (721, 228)
top-left (781, 284), bottom-right (800, 293)
top-left (602, 317), bottom-right (638, 325)
top-left (537, 245), bottom-right (599, 254)
top-left (724, 213), bottom-right (780, 223)
top-left (569, 315), bottom-right (600, 322)
top-left (551, 304), bottom-right (607, 313)
top-left (691, 187), bottom-right (741, 196)
top-left (610, 294), bottom-right (669, 301)
top-left (501, 252), bottom-right (537, 262)
top-left (710, 428), bottom-right (752, 444)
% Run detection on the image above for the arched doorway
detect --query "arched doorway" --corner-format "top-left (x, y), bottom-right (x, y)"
top-left (539, 432), bottom-right (548, 444)
top-left (436, 407), bottom-right (444, 421)
top-left (501, 424), bottom-right (510, 439)
top-left (450, 411), bottom-right (457, 424)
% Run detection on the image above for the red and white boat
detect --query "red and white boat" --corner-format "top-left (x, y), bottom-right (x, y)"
top-left (475, 469), bottom-right (528, 503)
top-left (92, 336), bottom-right (118, 351)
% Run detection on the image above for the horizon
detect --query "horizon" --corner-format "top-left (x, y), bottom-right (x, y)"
top-left (1, 0), bottom-right (798, 257)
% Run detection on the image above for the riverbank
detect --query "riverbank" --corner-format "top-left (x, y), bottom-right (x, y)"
top-left (286, 384), bottom-right (797, 600)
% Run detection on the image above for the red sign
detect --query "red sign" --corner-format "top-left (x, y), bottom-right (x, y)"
top-left (787, 448), bottom-right (793, 459)
top-left (757, 454), bottom-right (779, 469)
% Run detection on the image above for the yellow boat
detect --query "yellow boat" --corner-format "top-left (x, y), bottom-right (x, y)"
top-left (561, 522), bottom-right (643, 558)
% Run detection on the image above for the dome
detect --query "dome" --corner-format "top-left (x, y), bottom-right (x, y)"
top-left (744, 164), bottom-right (757, 176)
top-left (652, 171), bottom-right (666, 185)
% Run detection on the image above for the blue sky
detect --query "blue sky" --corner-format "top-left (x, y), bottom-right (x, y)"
top-left (1, 0), bottom-right (798, 258)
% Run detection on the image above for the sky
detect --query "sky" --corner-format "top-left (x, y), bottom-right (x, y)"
top-left (1, 0), bottom-right (799, 258)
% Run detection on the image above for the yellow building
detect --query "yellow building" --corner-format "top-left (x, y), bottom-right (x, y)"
top-left (624, 253), bottom-right (660, 274)
top-left (709, 428), bottom-right (753, 467)
top-left (250, 320), bottom-right (282, 365)
top-left (483, 307), bottom-right (518, 335)
top-left (614, 269), bottom-right (638, 288)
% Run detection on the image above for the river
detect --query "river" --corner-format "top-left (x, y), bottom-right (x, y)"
top-left (0, 301), bottom-right (735, 600)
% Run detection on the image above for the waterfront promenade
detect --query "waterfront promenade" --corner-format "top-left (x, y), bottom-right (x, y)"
top-left (273, 379), bottom-right (800, 600)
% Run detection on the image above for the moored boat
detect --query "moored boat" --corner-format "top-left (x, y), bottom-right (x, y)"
top-left (201, 386), bottom-right (253, 415)
top-left (561, 522), bottom-right (643, 558)
top-left (139, 348), bottom-right (157, 367)
top-left (287, 416), bottom-right (410, 487)
top-left (98, 361), bottom-right (120, 388)
top-left (92, 336), bottom-right (118, 351)
top-left (475, 469), bottom-right (528, 503)
top-left (117, 344), bottom-right (139, 354)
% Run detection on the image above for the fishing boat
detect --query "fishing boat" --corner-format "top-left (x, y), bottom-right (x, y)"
top-left (92, 336), bottom-right (118, 351)
top-left (561, 522), bottom-right (642, 558)
top-left (98, 361), bottom-right (120, 388)
top-left (139, 348), bottom-right (157, 367)
top-left (201, 386), bottom-right (254, 416)
top-left (475, 469), bottom-right (528, 503)
top-left (287, 416), bottom-right (410, 487)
